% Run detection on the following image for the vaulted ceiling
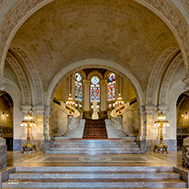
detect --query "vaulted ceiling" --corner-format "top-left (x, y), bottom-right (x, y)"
top-left (9, 0), bottom-right (179, 91)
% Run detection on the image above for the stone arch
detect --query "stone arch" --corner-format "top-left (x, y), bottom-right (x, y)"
top-left (136, 0), bottom-right (189, 74)
top-left (159, 53), bottom-right (184, 105)
top-left (0, 0), bottom-right (54, 74)
top-left (6, 52), bottom-right (31, 104)
top-left (0, 0), bottom-right (188, 77)
top-left (87, 71), bottom-right (104, 81)
top-left (10, 47), bottom-right (44, 105)
top-left (4, 78), bottom-right (23, 141)
top-left (46, 58), bottom-right (144, 107)
top-left (146, 47), bottom-right (179, 105)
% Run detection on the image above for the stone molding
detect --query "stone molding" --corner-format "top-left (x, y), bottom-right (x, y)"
top-left (6, 52), bottom-right (31, 104)
top-left (146, 47), bottom-right (178, 105)
top-left (0, 0), bottom-right (6, 9)
top-left (0, 0), bottom-right (54, 74)
top-left (12, 47), bottom-right (44, 105)
top-left (159, 53), bottom-right (183, 104)
top-left (138, 0), bottom-right (189, 74)
top-left (180, 0), bottom-right (189, 11)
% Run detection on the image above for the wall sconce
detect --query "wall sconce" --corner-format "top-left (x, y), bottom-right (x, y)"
top-left (181, 112), bottom-right (187, 117)
top-left (3, 112), bottom-right (8, 117)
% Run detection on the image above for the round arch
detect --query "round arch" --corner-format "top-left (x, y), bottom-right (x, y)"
top-left (0, 0), bottom-right (188, 77)
top-left (46, 58), bottom-right (144, 107)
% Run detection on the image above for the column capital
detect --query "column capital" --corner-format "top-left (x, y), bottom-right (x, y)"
top-left (145, 104), bottom-right (157, 115)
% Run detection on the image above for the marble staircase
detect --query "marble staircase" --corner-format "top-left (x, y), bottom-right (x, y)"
top-left (2, 166), bottom-right (187, 188)
top-left (45, 138), bottom-right (143, 154)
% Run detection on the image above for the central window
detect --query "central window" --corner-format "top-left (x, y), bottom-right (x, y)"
top-left (90, 76), bottom-right (100, 102)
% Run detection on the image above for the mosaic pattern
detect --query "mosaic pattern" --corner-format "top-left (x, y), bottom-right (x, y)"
top-left (7, 151), bottom-right (182, 167)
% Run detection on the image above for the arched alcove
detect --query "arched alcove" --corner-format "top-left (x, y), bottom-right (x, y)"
top-left (0, 91), bottom-right (13, 150)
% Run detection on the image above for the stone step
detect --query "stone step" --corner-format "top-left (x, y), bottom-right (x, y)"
top-left (45, 150), bottom-right (142, 154)
top-left (15, 166), bottom-right (174, 172)
top-left (3, 178), bottom-right (187, 188)
top-left (48, 147), bottom-right (140, 151)
top-left (9, 172), bottom-right (180, 179)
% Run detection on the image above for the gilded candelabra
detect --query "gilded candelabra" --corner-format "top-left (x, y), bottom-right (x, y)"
top-left (115, 93), bottom-right (124, 116)
top-left (154, 112), bottom-right (169, 153)
top-left (66, 94), bottom-right (75, 116)
top-left (21, 111), bottom-right (36, 154)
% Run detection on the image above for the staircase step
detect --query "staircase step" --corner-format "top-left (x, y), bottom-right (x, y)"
top-left (15, 166), bottom-right (174, 172)
top-left (3, 178), bottom-right (187, 188)
top-left (10, 172), bottom-right (180, 179)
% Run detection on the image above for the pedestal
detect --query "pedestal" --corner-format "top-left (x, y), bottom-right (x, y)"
top-left (92, 112), bottom-right (99, 120)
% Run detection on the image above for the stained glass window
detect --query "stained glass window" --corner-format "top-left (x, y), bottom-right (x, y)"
top-left (108, 73), bottom-right (116, 101)
top-left (75, 73), bottom-right (82, 101)
top-left (90, 76), bottom-right (100, 102)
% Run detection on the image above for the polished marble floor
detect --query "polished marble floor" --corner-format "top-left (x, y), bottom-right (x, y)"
top-left (7, 150), bottom-right (184, 168)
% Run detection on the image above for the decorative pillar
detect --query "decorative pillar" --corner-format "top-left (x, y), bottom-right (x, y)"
top-left (100, 80), bottom-right (107, 111)
top-left (138, 105), bottom-right (146, 141)
top-left (115, 76), bottom-right (119, 97)
top-left (43, 105), bottom-right (52, 151)
top-left (83, 80), bottom-right (90, 111)
top-left (71, 73), bottom-right (75, 100)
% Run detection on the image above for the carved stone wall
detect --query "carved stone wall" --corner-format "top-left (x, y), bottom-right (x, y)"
top-left (180, 0), bottom-right (189, 11)
top-left (12, 47), bottom-right (44, 104)
top-left (6, 52), bottom-right (31, 104)
top-left (143, 0), bottom-right (189, 74)
top-left (159, 53), bottom-right (183, 104)
top-left (146, 47), bottom-right (178, 105)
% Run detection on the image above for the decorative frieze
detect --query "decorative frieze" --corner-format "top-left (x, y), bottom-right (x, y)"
top-left (6, 53), bottom-right (31, 104)
top-left (12, 47), bottom-right (44, 104)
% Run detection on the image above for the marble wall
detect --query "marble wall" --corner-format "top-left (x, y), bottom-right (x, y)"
top-left (0, 136), bottom-right (7, 169)
top-left (50, 103), bottom-right (68, 137)
top-left (146, 139), bottom-right (177, 151)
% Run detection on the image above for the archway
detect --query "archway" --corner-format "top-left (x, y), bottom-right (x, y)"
top-left (0, 91), bottom-right (13, 150)
top-left (176, 92), bottom-right (189, 149)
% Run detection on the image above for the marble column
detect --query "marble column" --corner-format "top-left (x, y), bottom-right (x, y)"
top-left (83, 80), bottom-right (90, 111)
top-left (0, 135), bottom-right (7, 169)
top-left (100, 80), bottom-right (107, 111)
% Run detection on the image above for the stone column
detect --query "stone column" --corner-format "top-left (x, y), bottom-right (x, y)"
top-left (71, 74), bottom-right (75, 100)
top-left (100, 80), bottom-right (107, 111)
top-left (137, 105), bottom-right (147, 152)
top-left (0, 135), bottom-right (7, 169)
top-left (43, 105), bottom-right (52, 151)
top-left (83, 80), bottom-right (90, 111)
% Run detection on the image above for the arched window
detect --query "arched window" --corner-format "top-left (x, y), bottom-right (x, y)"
top-left (90, 76), bottom-right (100, 102)
top-left (108, 73), bottom-right (116, 101)
top-left (75, 73), bottom-right (82, 102)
